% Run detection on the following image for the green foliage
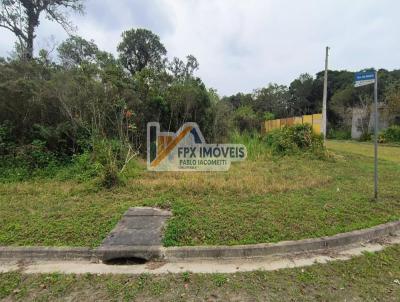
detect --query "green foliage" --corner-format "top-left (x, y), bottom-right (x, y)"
top-left (264, 112), bottom-right (275, 121)
top-left (0, 138), bottom-right (59, 179)
top-left (327, 128), bottom-right (351, 140)
top-left (230, 131), bottom-right (270, 161)
top-left (233, 105), bottom-right (259, 132)
top-left (0, 149), bottom-right (100, 183)
top-left (101, 163), bottom-right (120, 189)
top-left (2, 24), bottom-right (400, 178)
top-left (288, 73), bottom-right (317, 115)
top-left (58, 35), bottom-right (100, 67)
top-left (264, 124), bottom-right (325, 157)
top-left (0, 272), bottom-right (22, 299)
top-left (0, 121), bottom-right (15, 155)
top-left (359, 132), bottom-right (372, 142)
top-left (17, 139), bottom-right (58, 169)
top-left (379, 125), bottom-right (400, 143)
top-left (181, 272), bottom-right (191, 283)
top-left (212, 274), bottom-right (228, 287)
top-left (56, 152), bottom-right (102, 182)
top-left (117, 28), bottom-right (167, 75)
top-left (0, 0), bottom-right (84, 60)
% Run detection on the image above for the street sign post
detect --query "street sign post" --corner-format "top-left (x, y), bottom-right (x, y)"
top-left (354, 70), bottom-right (378, 200)
top-left (322, 47), bottom-right (329, 141)
top-left (355, 71), bottom-right (376, 87)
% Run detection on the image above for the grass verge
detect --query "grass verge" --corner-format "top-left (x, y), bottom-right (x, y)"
top-left (1, 244), bottom-right (400, 301)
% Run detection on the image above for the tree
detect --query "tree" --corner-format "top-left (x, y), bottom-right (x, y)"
top-left (385, 81), bottom-right (400, 124)
top-left (58, 35), bottom-right (99, 67)
top-left (0, 0), bottom-right (84, 60)
top-left (253, 84), bottom-right (290, 118)
top-left (233, 105), bottom-right (259, 132)
top-left (289, 73), bottom-right (315, 115)
top-left (117, 28), bottom-right (167, 75)
top-left (168, 54), bottom-right (199, 80)
top-left (221, 93), bottom-right (252, 110)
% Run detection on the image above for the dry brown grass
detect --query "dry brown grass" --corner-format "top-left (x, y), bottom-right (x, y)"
top-left (132, 159), bottom-right (333, 196)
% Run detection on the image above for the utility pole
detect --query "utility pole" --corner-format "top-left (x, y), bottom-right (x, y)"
top-left (322, 46), bottom-right (329, 140)
top-left (374, 70), bottom-right (378, 200)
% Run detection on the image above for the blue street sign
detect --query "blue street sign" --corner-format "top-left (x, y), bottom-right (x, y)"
top-left (355, 71), bottom-right (375, 81)
top-left (355, 71), bottom-right (376, 87)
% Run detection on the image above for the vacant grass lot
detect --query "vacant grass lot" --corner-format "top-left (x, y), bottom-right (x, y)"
top-left (327, 140), bottom-right (400, 163)
top-left (1, 245), bottom-right (400, 301)
top-left (0, 140), bottom-right (399, 247)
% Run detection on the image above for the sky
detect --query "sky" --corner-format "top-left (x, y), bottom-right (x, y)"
top-left (1, 0), bottom-right (399, 96)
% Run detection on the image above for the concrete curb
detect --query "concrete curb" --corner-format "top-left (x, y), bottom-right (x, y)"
top-left (1, 220), bottom-right (399, 262)
top-left (163, 220), bottom-right (400, 260)
top-left (0, 247), bottom-right (93, 261)
top-left (96, 245), bottom-right (163, 261)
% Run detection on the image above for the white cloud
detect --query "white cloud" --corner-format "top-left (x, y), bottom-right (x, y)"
top-left (1, 0), bottom-right (399, 95)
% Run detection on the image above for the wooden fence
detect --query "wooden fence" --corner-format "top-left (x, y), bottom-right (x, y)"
top-left (262, 113), bottom-right (322, 134)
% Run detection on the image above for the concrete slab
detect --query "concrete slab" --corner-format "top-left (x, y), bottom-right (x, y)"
top-left (97, 207), bottom-right (171, 261)
top-left (124, 207), bottom-right (171, 217)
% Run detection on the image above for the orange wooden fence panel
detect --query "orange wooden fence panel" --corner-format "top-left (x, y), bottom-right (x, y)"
top-left (262, 113), bottom-right (322, 135)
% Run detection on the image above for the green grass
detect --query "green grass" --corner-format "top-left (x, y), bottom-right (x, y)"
top-left (0, 140), bottom-right (399, 247)
top-left (1, 244), bottom-right (400, 301)
top-left (327, 140), bottom-right (400, 163)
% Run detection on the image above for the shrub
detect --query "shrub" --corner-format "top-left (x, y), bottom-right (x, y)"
top-left (233, 105), bottom-right (260, 133)
top-left (101, 162), bottom-right (120, 189)
top-left (264, 124), bottom-right (326, 157)
top-left (359, 132), bottom-right (371, 142)
top-left (0, 121), bottom-right (16, 156)
top-left (55, 152), bottom-right (102, 182)
top-left (92, 138), bottom-right (126, 167)
top-left (15, 140), bottom-right (58, 170)
top-left (92, 138), bottom-right (135, 188)
top-left (379, 125), bottom-right (400, 143)
top-left (327, 128), bottom-right (351, 140)
top-left (0, 141), bottom-right (59, 182)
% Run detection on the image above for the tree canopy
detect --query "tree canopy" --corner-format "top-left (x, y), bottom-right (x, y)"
top-left (117, 28), bottom-right (167, 75)
top-left (0, 0), bottom-right (84, 59)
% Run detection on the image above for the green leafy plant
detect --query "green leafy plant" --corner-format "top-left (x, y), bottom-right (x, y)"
top-left (264, 124), bottom-right (326, 157)
top-left (327, 128), bottom-right (351, 140)
top-left (379, 125), bottom-right (400, 143)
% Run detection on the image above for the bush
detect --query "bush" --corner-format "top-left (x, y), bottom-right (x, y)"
top-left (55, 152), bottom-right (102, 182)
top-left (327, 128), bottom-right (351, 140)
top-left (91, 138), bottom-right (134, 188)
top-left (379, 125), bottom-right (400, 143)
top-left (359, 132), bottom-right (371, 142)
top-left (264, 124), bottom-right (326, 157)
top-left (101, 162), bottom-right (120, 189)
top-left (0, 121), bottom-right (16, 155)
top-left (15, 140), bottom-right (58, 169)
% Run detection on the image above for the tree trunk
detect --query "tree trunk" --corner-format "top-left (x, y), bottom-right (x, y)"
top-left (26, 26), bottom-right (34, 60)
top-left (24, 2), bottom-right (38, 60)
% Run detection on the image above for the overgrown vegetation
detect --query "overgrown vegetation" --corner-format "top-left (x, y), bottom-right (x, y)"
top-left (264, 124), bottom-right (326, 157)
top-left (0, 31), bottom-right (230, 187)
top-left (379, 125), bottom-right (400, 143)
top-left (0, 1), bottom-right (399, 249)
top-left (0, 1), bottom-right (399, 188)
top-left (0, 140), bottom-right (399, 247)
